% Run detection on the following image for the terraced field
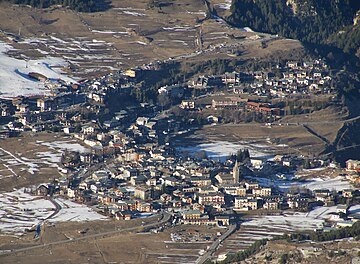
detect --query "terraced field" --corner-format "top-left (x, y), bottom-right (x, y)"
top-left (0, 0), bottom-right (302, 79)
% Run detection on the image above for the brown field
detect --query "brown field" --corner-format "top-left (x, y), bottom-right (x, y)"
top-left (0, 132), bottom-right (89, 192)
top-left (244, 239), bottom-right (360, 264)
top-left (183, 123), bottom-right (325, 156)
top-left (177, 105), bottom-right (347, 157)
top-left (0, 221), bottom-right (223, 264)
top-left (0, 0), bottom-right (303, 79)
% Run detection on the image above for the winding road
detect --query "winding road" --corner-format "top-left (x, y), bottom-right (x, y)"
top-left (195, 224), bottom-right (237, 264)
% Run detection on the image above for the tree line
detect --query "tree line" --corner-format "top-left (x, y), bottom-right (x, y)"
top-left (0, 0), bottom-right (111, 12)
top-left (286, 221), bottom-right (360, 242)
top-left (227, 0), bottom-right (359, 56)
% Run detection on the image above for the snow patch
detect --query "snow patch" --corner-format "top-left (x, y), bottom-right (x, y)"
top-left (0, 41), bottom-right (76, 98)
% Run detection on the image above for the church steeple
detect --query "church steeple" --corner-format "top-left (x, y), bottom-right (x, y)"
top-left (233, 160), bottom-right (240, 183)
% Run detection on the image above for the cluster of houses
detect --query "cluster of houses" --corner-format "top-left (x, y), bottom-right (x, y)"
top-left (0, 58), bottom-right (335, 135)
top-left (33, 111), bottom-right (360, 227)
top-left (188, 60), bottom-right (333, 97)
top-left (1, 58), bottom-right (359, 230)
top-left (177, 59), bottom-right (335, 120)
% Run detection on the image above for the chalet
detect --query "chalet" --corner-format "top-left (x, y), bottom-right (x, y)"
top-left (36, 184), bottom-right (49, 196)
top-left (136, 117), bottom-right (149, 126)
top-left (183, 186), bottom-right (198, 193)
top-left (160, 193), bottom-right (172, 203)
top-left (207, 115), bottom-right (219, 124)
top-left (116, 210), bottom-right (132, 220)
top-left (104, 118), bottom-right (120, 129)
top-left (244, 182), bottom-right (259, 190)
top-left (37, 98), bottom-right (54, 112)
top-left (183, 215), bottom-right (214, 225)
top-left (215, 215), bottom-right (230, 226)
top-left (0, 128), bottom-right (14, 139)
top-left (296, 78), bottom-right (309, 85)
top-left (212, 98), bottom-right (245, 109)
top-left (67, 188), bottom-right (76, 198)
top-left (182, 209), bottom-right (201, 220)
top-left (253, 71), bottom-right (263, 80)
top-left (137, 202), bottom-right (152, 212)
top-left (82, 125), bottom-right (96, 134)
top-left (180, 100), bottom-right (195, 109)
top-left (146, 177), bottom-right (159, 186)
top-left (169, 199), bottom-right (182, 209)
top-left (198, 192), bottom-right (225, 206)
top-left (313, 72), bottom-right (322, 78)
top-left (165, 177), bottom-right (181, 187)
top-left (124, 68), bottom-right (143, 79)
top-left (223, 185), bottom-right (246, 196)
top-left (252, 187), bottom-right (272, 197)
top-left (28, 72), bottom-right (48, 82)
top-left (115, 201), bottom-right (129, 211)
top-left (222, 72), bottom-right (239, 85)
top-left (158, 84), bottom-right (184, 98)
top-left (342, 189), bottom-right (354, 198)
top-left (263, 200), bottom-right (279, 210)
top-left (150, 149), bottom-right (165, 160)
top-left (234, 197), bottom-right (258, 210)
top-left (88, 92), bottom-right (105, 104)
top-left (287, 61), bottom-right (299, 69)
top-left (134, 187), bottom-right (151, 200)
top-left (198, 186), bottom-right (217, 194)
top-left (246, 101), bottom-right (281, 116)
top-left (346, 159), bottom-right (360, 172)
top-left (18, 104), bottom-right (29, 113)
top-left (336, 205), bottom-right (349, 215)
top-left (314, 189), bottom-right (331, 198)
top-left (145, 121), bottom-right (157, 130)
top-left (303, 61), bottom-right (314, 68)
top-left (336, 220), bottom-right (354, 228)
top-left (130, 175), bottom-right (147, 186)
top-left (190, 176), bottom-right (211, 187)
top-left (287, 197), bottom-right (311, 211)
top-left (124, 200), bottom-right (137, 211)
top-left (250, 159), bottom-right (263, 169)
top-left (189, 76), bottom-right (208, 88)
top-left (1, 107), bottom-right (13, 117)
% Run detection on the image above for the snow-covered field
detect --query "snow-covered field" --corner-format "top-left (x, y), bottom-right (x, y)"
top-left (297, 176), bottom-right (353, 191)
top-left (225, 205), bottom-right (360, 251)
top-left (178, 141), bottom-right (279, 162)
top-left (36, 140), bottom-right (89, 164)
top-left (38, 140), bottom-right (89, 153)
top-left (50, 198), bottom-right (107, 222)
top-left (247, 175), bottom-right (353, 192)
top-left (243, 206), bottom-right (338, 232)
top-left (0, 189), bottom-right (54, 235)
top-left (0, 147), bottom-right (40, 176)
top-left (0, 41), bottom-right (75, 98)
top-left (0, 189), bottom-right (106, 235)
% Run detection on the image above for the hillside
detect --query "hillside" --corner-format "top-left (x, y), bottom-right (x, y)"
top-left (228, 0), bottom-right (360, 57)
top-left (0, 0), bottom-right (111, 12)
top-left (0, 0), bottom-right (304, 79)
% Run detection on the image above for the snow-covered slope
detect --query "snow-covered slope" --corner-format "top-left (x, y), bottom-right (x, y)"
top-left (0, 41), bottom-right (75, 98)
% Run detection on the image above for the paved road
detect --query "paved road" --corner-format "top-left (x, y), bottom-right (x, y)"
top-left (45, 197), bottom-right (61, 220)
top-left (195, 224), bottom-right (237, 264)
top-left (0, 212), bottom-right (171, 257)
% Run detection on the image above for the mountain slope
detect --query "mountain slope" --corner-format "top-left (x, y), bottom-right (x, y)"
top-left (0, 0), bottom-right (111, 12)
top-left (227, 0), bottom-right (360, 56)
